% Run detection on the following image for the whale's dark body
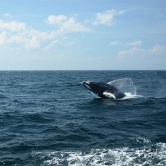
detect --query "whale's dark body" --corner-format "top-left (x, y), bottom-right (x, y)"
top-left (82, 81), bottom-right (126, 99)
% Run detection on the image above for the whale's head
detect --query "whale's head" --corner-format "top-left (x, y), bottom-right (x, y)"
top-left (82, 81), bottom-right (93, 90)
top-left (82, 81), bottom-right (108, 96)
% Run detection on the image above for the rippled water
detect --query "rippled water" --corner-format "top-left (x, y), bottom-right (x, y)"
top-left (0, 71), bottom-right (166, 166)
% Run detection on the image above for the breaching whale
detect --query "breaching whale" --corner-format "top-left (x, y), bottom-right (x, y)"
top-left (82, 81), bottom-right (126, 99)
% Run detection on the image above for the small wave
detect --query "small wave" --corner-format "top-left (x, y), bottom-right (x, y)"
top-left (33, 142), bottom-right (166, 166)
top-left (144, 96), bottom-right (166, 100)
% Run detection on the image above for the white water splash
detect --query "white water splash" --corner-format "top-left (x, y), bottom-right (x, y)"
top-left (109, 78), bottom-right (136, 96)
top-left (33, 141), bottom-right (166, 166)
top-left (108, 78), bottom-right (143, 100)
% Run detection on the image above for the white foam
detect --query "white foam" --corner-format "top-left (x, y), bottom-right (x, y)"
top-left (122, 93), bottom-right (143, 100)
top-left (33, 142), bottom-right (166, 166)
top-left (109, 93), bottom-right (143, 101)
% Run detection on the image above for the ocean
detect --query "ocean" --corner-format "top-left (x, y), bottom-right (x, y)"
top-left (0, 71), bottom-right (165, 166)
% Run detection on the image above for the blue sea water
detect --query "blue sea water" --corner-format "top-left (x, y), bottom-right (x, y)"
top-left (0, 71), bottom-right (166, 166)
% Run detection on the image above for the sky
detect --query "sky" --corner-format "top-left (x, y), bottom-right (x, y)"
top-left (0, 0), bottom-right (166, 70)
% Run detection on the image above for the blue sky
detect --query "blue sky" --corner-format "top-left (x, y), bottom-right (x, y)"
top-left (0, 0), bottom-right (166, 70)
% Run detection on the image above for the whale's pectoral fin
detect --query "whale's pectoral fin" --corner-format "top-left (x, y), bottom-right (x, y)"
top-left (103, 91), bottom-right (116, 99)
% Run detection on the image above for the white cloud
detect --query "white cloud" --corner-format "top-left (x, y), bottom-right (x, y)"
top-left (43, 40), bottom-right (58, 51)
top-left (25, 36), bottom-right (39, 49)
top-left (93, 10), bottom-right (125, 26)
top-left (149, 44), bottom-right (166, 54)
top-left (117, 45), bottom-right (166, 59)
top-left (0, 31), bottom-right (8, 45)
top-left (109, 41), bottom-right (121, 46)
top-left (0, 20), bottom-right (58, 49)
top-left (0, 15), bottom-right (90, 51)
top-left (116, 45), bottom-right (166, 70)
top-left (47, 14), bottom-right (91, 33)
top-left (126, 40), bottom-right (142, 46)
top-left (47, 15), bottom-right (67, 24)
top-left (0, 20), bottom-right (26, 31)
top-left (60, 17), bottom-right (90, 33)
top-left (118, 47), bottom-right (145, 59)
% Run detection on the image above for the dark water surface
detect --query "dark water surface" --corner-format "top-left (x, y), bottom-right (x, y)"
top-left (0, 71), bottom-right (166, 166)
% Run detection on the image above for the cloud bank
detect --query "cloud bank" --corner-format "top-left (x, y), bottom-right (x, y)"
top-left (0, 10), bottom-right (124, 50)
top-left (0, 8), bottom-right (165, 70)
